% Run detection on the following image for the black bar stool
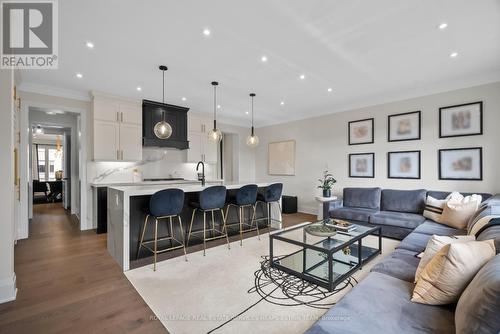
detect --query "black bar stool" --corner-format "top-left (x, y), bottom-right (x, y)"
top-left (225, 184), bottom-right (259, 246)
top-left (187, 186), bottom-right (229, 256)
top-left (137, 188), bottom-right (187, 271)
top-left (255, 183), bottom-right (283, 233)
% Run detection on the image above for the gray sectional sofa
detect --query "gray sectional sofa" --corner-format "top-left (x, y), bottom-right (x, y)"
top-left (306, 188), bottom-right (500, 334)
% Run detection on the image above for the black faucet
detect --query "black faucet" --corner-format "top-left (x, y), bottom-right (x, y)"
top-left (196, 161), bottom-right (205, 186)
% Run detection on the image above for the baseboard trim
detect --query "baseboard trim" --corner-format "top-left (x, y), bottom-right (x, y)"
top-left (0, 273), bottom-right (17, 304)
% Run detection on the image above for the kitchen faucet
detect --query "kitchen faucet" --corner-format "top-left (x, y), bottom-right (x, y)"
top-left (196, 161), bottom-right (205, 186)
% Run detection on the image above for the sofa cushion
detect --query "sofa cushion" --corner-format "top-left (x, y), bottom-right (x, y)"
top-left (343, 187), bottom-right (381, 210)
top-left (381, 189), bottom-right (427, 213)
top-left (370, 211), bottom-right (425, 229)
top-left (455, 254), bottom-right (500, 334)
top-left (397, 232), bottom-right (433, 253)
top-left (480, 194), bottom-right (500, 207)
top-left (412, 240), bottom-right (496, 305)
top-left (371, 248), bottom-right (420, 282)
top-left (476, 223), bottom-right (500, 254)
top-left (330, 207), bottom-right (377, 222)
top-left (414, 220), bottom-right (466, 236)
top-left (305, 272), bottom-right (455, 334)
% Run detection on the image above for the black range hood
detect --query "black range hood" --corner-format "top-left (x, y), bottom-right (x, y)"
top-left (142, 99), bottom-right (189, 149)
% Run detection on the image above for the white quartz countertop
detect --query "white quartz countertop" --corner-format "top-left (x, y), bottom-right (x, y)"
top-left (90, 180), bottom-right (221, 187)
top-left (108, 181), bottom-right (273, 196)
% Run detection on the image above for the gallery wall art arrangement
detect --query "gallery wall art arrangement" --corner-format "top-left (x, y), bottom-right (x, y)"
top-left (348, 101), bottom-right (484, 181)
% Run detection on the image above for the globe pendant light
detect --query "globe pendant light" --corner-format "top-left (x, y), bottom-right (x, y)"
top-left (153, 65), bottom-right (173, 139)
top-left (208, 81), bottom-right (223, 143)
top-left (246, 93), bottom-right (259, 148)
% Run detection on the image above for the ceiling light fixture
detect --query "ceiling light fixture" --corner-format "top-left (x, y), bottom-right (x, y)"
top-left (449, 52), bottom-right (458, 58)
top-left (85, 41), bottom-right (94, 49)
top-left (76, 73), bottom-right (83, 79)
top-left (246, 93), bottom-right (259, 148)
top-left (35, 125), bottom-right (43, 134)
top-left (280, 101), bottom-right (285, 106)
top-left (203, 28), bottom-right (211, 36)
top-left (438, 23), bottom-right (448, 30)
top-left (299, 74), bottom-right (305, 80)
top-left (136, 86), bottom-right (142, 91)
top-left (153, 65), bottom-right (173, 139)
top-left (182, 97), bottom-right (187, 101)
top-left (208, 81), bottom-right (223, 143)
top-left (217, 104), bottom-right (221, 109)
top-left (261, 55), bottom-right (268, 62)
top-left (327, 88), bottom-right (332, 92)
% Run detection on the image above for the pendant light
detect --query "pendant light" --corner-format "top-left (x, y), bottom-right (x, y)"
top-left (246, 93), bottom-right (259, 148)
top-left (153, 65), bottom-right (173, 139)
top-left (207, 81), bottom-right (223, 143)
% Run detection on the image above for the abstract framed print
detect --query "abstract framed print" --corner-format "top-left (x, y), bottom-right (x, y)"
top-left (388, 150), bottom-right (421, 179)
top-left (439, 102), bottom-right (483, 138)
top-left (348, 118), bottom-right (374, 145)
top-left (388, 111), bottom-right (421, 142)
top-left (349, 153), bottom-right (375, 178)
top-left (438, 147), bottom-right (483, 180)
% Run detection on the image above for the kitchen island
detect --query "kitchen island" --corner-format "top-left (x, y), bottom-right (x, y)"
top-left (107, 182), bottom-right (282, 271)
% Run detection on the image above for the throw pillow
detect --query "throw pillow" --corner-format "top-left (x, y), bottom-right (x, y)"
top-left (423, 196), bottom-right (447, 222)
top-left (441, 196), bottom-right (482, 229)
top-left (412, 239), bottom-right (496, 305)
top-left (414, 235), bottom-right (475, 282)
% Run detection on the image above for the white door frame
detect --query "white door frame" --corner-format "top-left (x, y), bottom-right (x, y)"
top-left (19, 101), bottom-right (89, 239)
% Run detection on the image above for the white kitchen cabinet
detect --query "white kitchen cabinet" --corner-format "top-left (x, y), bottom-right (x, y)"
top-left (92, 93), bottom-right (142, 161)
top-left (187, 115), bottom-right (218, 164)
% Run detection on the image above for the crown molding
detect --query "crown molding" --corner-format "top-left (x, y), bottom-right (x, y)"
top-left (18, 82), bottom-right (91, 102)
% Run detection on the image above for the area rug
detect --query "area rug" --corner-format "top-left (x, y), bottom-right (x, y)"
top-left (125, 225), bottom-right (399, 334)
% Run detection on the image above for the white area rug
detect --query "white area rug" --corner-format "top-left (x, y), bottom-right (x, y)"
top-left (126, 229), bottom-right (399, 334)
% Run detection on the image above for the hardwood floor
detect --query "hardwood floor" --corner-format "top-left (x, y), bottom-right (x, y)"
top-left (0, 203), bottom-right (316, 333)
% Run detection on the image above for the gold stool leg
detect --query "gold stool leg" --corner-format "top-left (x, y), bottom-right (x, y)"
top-left (239, 206), bottom-right (243, 246)
top-left (211, 210), bottom-right (216, 238)
top-left (178, 216), bottom-right (187, 262)
top-left (221, 208), bottom-right (230, 249)
top-left (137, 214), bottom-right (149, 259)
top-left (252, 204), bottom-right (260, 240)
top-left (203, 211), bottom-right (207, 256)
top-left (187, 209), bottom-right (197, 247)
top-left (169, 216), bottom-right (174, 248)
top-left (153, 218), bottom-right (158, 271)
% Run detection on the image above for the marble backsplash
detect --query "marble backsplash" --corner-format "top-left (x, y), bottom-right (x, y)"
top-left (88, 148), bottom-right (217, 184)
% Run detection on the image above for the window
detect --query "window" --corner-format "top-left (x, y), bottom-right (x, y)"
top-left (36, 145), bottom-right (63, 181)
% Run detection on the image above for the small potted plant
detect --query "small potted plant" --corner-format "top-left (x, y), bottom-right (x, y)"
top-left (318, 170), bottom-right (336, 198)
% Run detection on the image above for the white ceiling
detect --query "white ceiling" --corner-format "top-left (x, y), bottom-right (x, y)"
top-left (19, 0), bottom-right (500, 127)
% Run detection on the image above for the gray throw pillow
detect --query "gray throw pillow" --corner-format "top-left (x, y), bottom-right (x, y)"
top-left (455, 254), bottom-right (500, 334)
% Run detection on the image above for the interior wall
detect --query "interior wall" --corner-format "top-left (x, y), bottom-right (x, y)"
top-left (254, 81), bottom-right (500, 214)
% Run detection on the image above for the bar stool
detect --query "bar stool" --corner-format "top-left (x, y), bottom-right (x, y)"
top-left (187, 186), bottom-right (229, 256)
top-left (137, 188), bottom-right (187, 271)
top-left (255, 183), bottom-right (283, 233)
top-left (225, 184), bottom-right (259, 246)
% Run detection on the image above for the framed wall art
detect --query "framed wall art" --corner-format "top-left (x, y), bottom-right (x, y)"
top-left (349, 153), bottom-right (375, 178)
top-left (388, 111), bottom-right (421, 142)
top-left (268, 140), bottom-right (296, 175)
top-left (439, 102), bottom-right (483, 138)
top-left (348, 118), bottom-right (374, 145)
top-left (388, 150), bottom-right (421, 179)
top-left (438, 147), bottom-right (482, 180)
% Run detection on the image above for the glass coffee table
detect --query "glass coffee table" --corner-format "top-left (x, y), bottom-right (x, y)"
top-left (269, 219), bottom-right (382, 291)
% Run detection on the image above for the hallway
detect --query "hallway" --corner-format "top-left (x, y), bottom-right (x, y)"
top-left (0, 204), bottom-right (166, 333)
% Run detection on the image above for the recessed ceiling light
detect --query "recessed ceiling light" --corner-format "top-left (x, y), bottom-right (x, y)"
top-left (299, 74), bottom-right (305, 80)
top-left (327, 88), bottom-right (332, 92)
top-left (449, 52), bottom-right (458, 58)
top-left (76, 73), bottom-right (83, 79)
top-left (203, 28), bottom-right (211, 36)
top-left (438, 23), bottom-right (448, 30)
top-left (136, 86), bottom-right (142, 91)
top-left (182, 97), bottom-right (187, 101)
top-left (46, 111), bottom-right (55, 115)
top-left (261, 55), bottom-right (267, 62)
top-left (85, 41), bottom-right (94, 49)
top-left (217, 104), bottom-right (221, 109)
top-left (245, 111), bottom-right (249, 115)
top-left (280, 101), bottom-right (285, 106)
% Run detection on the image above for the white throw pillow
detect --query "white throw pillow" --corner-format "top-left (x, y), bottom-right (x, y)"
top-left (414, 235), bottom-right (475, 282)
top-left (423, 196), bottom-right (447, 223)
top-left (440, 195), bottom-right (482, 229)
top-left (412, 239), bottom-right (496, 305)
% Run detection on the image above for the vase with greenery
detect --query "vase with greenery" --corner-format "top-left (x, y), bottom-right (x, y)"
top-left (318, 170), bottom-right (337, 197)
